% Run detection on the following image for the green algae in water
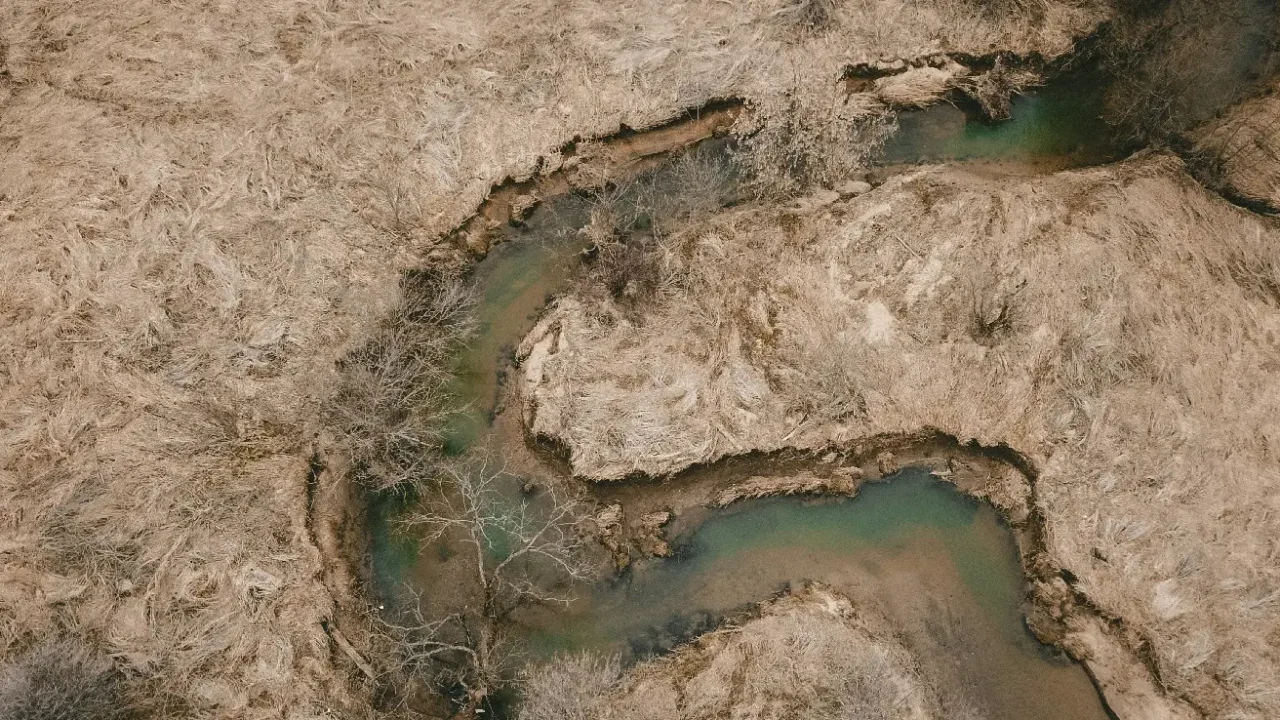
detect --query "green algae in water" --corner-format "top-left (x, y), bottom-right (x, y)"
top-left (441, 226), bottom-right (591, 454)
top-left (524, 471), bottom-right (1029, 657)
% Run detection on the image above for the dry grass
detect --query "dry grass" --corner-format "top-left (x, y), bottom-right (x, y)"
top-left (0, 0), bottom-right (1104, 716)
top-left (0, 639), bottom-right (137, 720)
top-left (521, 152), bottom-right (1280, 718)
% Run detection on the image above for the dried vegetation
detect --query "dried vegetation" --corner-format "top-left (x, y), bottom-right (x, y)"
top-left (520, 585), bottom-right (949, 720)
top-left (0, 639), bottom-right (139, 720)
top-left (328, 272), bottom-right (474, 493)
top-left (520, 153), bottom-right (1280, 718)
top-left (0, 0), bottom-right (1105, 715)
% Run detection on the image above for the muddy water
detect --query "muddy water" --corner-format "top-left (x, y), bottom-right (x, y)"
top-left (522, 471), bottom-right (1110, 720)
top-left (373, 79), bottom-right (1122, 717)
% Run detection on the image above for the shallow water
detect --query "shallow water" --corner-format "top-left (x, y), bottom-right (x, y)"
top-left (880, 71), bottom-right (1123, 167)
top-left (520, 471), bottom-right (1110, 720)
top-left (440, 202), bottom-right (594, 453)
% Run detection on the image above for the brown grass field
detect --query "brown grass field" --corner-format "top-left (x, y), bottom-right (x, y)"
top-left (0, 0), bottom-right (1109, 717)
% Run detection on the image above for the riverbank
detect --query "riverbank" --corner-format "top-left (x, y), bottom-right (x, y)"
top-left (535, 583), bottom-right (955, 720)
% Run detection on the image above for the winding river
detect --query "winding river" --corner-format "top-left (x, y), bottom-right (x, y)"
top-left (371, 75), bottom-right (1128, 719)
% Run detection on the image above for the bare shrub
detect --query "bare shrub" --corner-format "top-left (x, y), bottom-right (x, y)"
top-left (0, 640), bottom-right (135, 720)
top-left (1188, 101), bottom-right (1280, 208)
top-left (737, 75), bottom-right (898, 194)
top-left (1099, 0), bottom-right (1277, 145)
top-left (771, 0), bottom-right (839, 35)
top-left (587, 145), bottom-right (740, 241)
top-left (583, 238), bottom-right (668, 310)
top-left (579, 145), bottom-right (739, 311)
top-left (329, 271), bottom-right (475, 491)
top-left (968, 277), bottom-right (1026, 345)
top-left (600, 589), bottom-right (943, 719)
top-left (517, 652), bottom-right (621, 720)
top-left (387, 461), bottom-right (597, 704)
top-left (959, 60), bottom-right (1043, 120)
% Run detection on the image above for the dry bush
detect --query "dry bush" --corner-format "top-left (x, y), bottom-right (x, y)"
top-left (1189, 90), bottom-right (1280, 210)
top-left (329, 271), bottom-right (475, 492)
top-left (599, 586), bottom-right (942, 720)
top-left (517, 652), bottom-right (621, 720)
top-left (737, 76), bottom-right (898, 194)
top-left (968, 276), bottom-right (1027, 345)
top-left (582, 239), bottom-right (670, 311)
top-left (579, 146), bottom-right (740, 312)
top-left (0, 640), bottom-right (136, 720)
top-left (958, 59), bottom-right (1044, 119)
top-left (1099, 0), bottom-right (1277, 145)
top-left (770, 0), bottom-right (839, 35)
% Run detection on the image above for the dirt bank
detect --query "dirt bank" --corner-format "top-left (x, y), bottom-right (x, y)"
top-left (519, 152), bottom-right (1280, 719)
top-left (594, 583), bottom-right (949, 720)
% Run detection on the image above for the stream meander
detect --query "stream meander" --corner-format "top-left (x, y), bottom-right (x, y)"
top-left (371, 74), bottom-right (1126, 718)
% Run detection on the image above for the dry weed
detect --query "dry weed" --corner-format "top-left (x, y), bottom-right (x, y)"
top-left (1191, 86), bottom-right (1280, 211)
top-left (0, 639), bottom-right (137, 720)
top-left (1099, 0), bottom-right (1277, 144)
top-left (596, 585), bottom-right (943, 720)
top-left (517, 652), bottom-right (622, 720)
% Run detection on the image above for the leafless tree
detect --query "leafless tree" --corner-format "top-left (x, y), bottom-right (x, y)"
top-left (329, 271), bottom-right (475, 491)
top-left (387, 461), bottom-right (598, 706)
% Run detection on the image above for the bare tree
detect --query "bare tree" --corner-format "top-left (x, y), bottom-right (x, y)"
top-left (388, 461), bottom-right (597, 707)
top-left (329, 271), bottom-right (475, 491)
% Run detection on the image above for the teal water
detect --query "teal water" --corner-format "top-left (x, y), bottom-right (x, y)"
top-left (881, 73), bottom-right (1122, 167)
top-left (520, 471), bottom-right (1109, 720)
top-left (524, 471), bottom-right (1015, 655)
top-left (440, 217), bottom-right (592, 454)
